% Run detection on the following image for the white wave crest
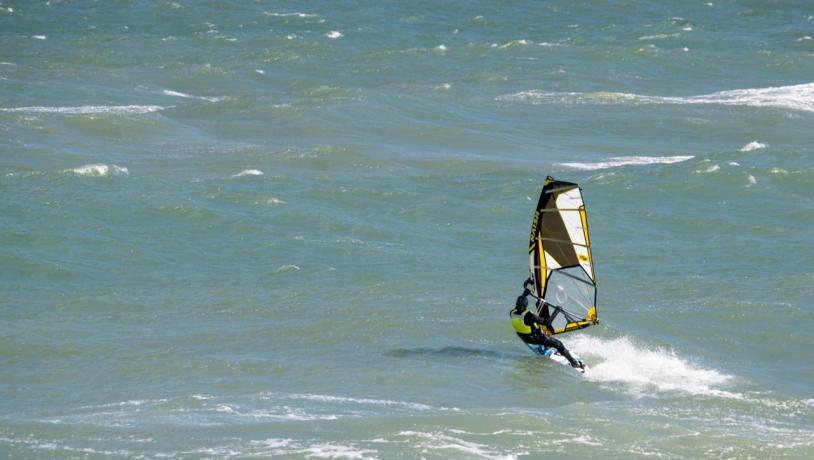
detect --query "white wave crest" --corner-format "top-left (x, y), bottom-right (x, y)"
top-left (264, 12), bottom-right (316, 18)
top-left (163, 90), bottom-right (222, 102)
top-left (0, 105), bottom-right (163, 114)
top-left (695, 83), bottom-right (814, 112)
top-left (279, 392), bottom-right (453, 412)
top-left (493, 39), bottom-right (530, 49)
top-left (568, 335), bottom-right (735, 397)
top-left (215, 404), bottom-right (237, 414)
top-left (0, 437), bottom-right (135, 457)
top-left (210, 404), bottom-right (338, 421)
top-left (293, 443), bottom-right (375, 458)
top-left (275, 264), bottom-right (300, 272)
top-left (326, 31), bottom-right (343, 39)
top-left (497, 82), bottom-right (814, 112)
top-left (70, 164), bottom-right (129, 177)
top-left (638, 33), bottom-right (680, 40)
top-left (397, 431), bottom-right (519, 460)
top-left (558, 155), bottom-right (694, 171)
top-left (78, 398), bottom-right (169, 410)
top-left (698, 164), bottom-right (720, 173)
top-left (247, 439), bottom-right (375, 459)
top-left (740, 141), bottom-right (767, 152)
top-left (231, 169), bottom-right (263, 178)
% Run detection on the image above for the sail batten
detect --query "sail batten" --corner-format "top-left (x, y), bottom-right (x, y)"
top-left (528, 176), bottom-right (598, 335)
top-left (538, 208), bottom-right (583, 212)
top-left (538, 237), bottom-right (589, 248)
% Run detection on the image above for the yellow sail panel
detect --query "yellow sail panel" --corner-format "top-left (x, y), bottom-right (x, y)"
top-left (553, 318), bottom-right (596, 334)
top-left (579, 205), bottom-right (595, 282)
top-left (579, 206), bottom-right (590, 246)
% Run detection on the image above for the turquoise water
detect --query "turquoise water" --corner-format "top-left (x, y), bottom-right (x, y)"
top-left (2, 1), bottom-right (813, 458)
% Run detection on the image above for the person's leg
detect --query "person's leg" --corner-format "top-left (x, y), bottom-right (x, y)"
top-left (539, 335), bottom-right (581, 367)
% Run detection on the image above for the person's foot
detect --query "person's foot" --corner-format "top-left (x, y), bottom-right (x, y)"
top-left (571, 360), bottom-right (585, 370)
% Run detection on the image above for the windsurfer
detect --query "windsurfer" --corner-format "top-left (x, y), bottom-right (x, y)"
top-left (510, 285), bottom-right (585, 370)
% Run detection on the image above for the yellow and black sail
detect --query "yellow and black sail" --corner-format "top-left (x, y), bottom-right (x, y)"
top-left (528, 176), bottom-right (598, 335)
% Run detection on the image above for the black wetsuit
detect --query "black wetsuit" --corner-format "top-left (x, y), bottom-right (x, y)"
top-left (512, 307), bottom-right (581, 367)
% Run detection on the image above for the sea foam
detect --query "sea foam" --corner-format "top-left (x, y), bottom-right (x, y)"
top-left (247, 439), bottom-right (375, 459)
top-left (280, 392), bottom-right (449, 412)
top-left (69, 164), bottom-right (129, 177)
top-left (568, 335), bottom-right (735, 398)
top-left (558, 155), bottom-right (694, 171)
top-left (397, 431), bottom-right (519, 460)
top-left (740, 141), bottom-right (767, 152)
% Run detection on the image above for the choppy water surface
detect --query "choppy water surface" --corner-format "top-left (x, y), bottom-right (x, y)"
top-left (2, 1), bottom-right (813, 458)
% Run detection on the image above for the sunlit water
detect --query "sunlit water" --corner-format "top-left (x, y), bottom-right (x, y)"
top-left (2, 1), bottom-right (813, 458)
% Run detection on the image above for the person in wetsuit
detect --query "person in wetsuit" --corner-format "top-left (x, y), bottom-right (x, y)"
top-left (510, 284), bottom-right (585, 370)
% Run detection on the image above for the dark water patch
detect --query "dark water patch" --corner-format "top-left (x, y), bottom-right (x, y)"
top-left (386, 346), bottom-right (512, 361)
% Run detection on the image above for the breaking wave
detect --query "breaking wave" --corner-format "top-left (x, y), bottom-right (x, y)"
top-left (497, 82), bottom-right (814, 113)
top-left (69, 164), bottom-right (130, 177)
top-left (0, 105), bottom-right (164, 114)
top-left (263, 12), bottom-right (317, 18)
top-left (558, 155), bottom-right (694, 170)
top-left (231, 169), bottom-right (263, 178)
top-left (740, 141), bottom-right (768, 152)
top-left (163, 90), bottom-right (223, 103)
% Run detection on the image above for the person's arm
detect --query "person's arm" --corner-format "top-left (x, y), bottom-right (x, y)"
top-left (524, 302), bottom-right (554, 333)
top-left (524, 309), bottom-right (547, 327)
top-left (538, 299), bottom-right (552, 322)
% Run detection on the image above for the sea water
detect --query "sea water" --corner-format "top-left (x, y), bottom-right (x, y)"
top-left (1, 1), bottom-right (813, 458)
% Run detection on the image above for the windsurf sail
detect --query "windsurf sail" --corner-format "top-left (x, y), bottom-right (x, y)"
top-left (528, 176), bottom-right (598, 335)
